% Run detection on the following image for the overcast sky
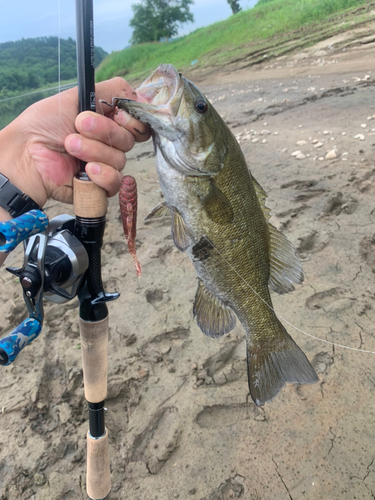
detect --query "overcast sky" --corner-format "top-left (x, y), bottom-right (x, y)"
top-left (0, 0), bottom-right (258, 53)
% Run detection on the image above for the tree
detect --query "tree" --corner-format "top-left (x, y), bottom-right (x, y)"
top-left (129, 0), bottom-right (194, 45)
top-left (227, 0), bottom-right (241, 14)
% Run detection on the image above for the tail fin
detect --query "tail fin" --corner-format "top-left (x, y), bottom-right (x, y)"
top-left (247, 320), bottom-right (319, 406)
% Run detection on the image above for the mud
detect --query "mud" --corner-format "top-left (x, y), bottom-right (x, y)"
top-left (2, 25), bottom-right (375, 500)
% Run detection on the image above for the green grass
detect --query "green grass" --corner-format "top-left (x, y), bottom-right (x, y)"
top-left (96, 0), bottom-right (369, 84)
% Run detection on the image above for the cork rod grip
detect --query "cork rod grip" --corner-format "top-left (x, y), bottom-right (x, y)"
top-left (87, 431), bottom-right (111, 500)
top-left (73, 177), bottom-right (107, 218)
top-left (80, 317), bottom-right (109, 403)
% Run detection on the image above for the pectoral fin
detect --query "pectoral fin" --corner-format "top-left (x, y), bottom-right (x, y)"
top-left (171, 209), bottom-right (193, 252)
top-left (193, 279), bottom-right (236, 338)
top-left (200, 182), bottom-right (234, 224)
top-left (268, 224), bottom-right (304, 294)
top-left (145, 202), bottom-right (171, 221)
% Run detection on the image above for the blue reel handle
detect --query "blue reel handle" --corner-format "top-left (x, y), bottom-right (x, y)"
top-left (0, 209), bottom-right (48, 253)
top-left (0, 318), bottom-right (42, 366)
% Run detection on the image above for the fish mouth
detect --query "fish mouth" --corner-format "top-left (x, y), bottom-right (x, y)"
top-left (110, 64), bottom-right (217, 176)
top-left (137, 64), bottom-right (182, 109)
top-left (113, 64), bottom-right (184, 139)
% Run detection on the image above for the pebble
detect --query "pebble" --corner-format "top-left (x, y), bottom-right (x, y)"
top-left (323, 130), bottom-right (330, 135)
top-left (296, 153), bottom-right (306, 160)
top-left (325, 149), bottom-right (337, 159)
top-left (312, 139), bottom-right (319, 144)
top-left (342, 132), bottom-right (346, 135)
top-left (252, 138), bottom-right (259, 143)
top-left (291, 150), bottom-right (302, 156)
top-left (354, 134), bottom-right (365, 141)
top-left (261, 129), bottom-right (271, 135)
top-left (262, 139), bottom-right (267, 144)
top-left (281, 148), bottom-right (288, 153)
top-left (34, 473), bottom-right (47, 487)
top-left (314, 142), bottom-right (324, 148)
top-left (296, 140), bottom-right (307, 146)
top-left (361, 124), bottom-right (367, 128)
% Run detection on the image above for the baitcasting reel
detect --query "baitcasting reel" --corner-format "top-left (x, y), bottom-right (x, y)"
top-left (0, 210), bottom-right (89, 365)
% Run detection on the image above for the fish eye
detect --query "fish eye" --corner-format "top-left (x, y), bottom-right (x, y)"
top-left (195, 98), bottom-right (208, 114)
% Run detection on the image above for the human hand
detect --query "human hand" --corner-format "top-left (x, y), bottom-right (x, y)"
top-left (0, 77), bottom-right (150, 208)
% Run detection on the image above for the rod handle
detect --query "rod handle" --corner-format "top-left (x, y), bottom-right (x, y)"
top-left (87, 430), bottom-right (111, 499)
top-left (0, 210), bottom-right (48, 253)
top-left (80, 316), bottom-right (108, 402)
top-left (73, 177), bottom-right (107, 219)
top-left (0, 318), bottom-right (42, 366)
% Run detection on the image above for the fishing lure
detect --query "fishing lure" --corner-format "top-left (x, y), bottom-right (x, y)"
top-left (119, 175), bottom-right (142, 277)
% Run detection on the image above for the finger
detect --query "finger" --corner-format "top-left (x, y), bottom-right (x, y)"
top-left (95, 77), bottom-right (138, 116)
top-left (64, 133), bottom-right (126, 171)
top-left (85, 162), bottom-right (123, 197)
top-left (114, 109), bottom-right (150, 143)
top-left (95, 77), bottom-right (151, 142)
top-left (76, 111), bottom-right (137, 152)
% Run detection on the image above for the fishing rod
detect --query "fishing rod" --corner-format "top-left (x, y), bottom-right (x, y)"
top-left (73, 0), bottom-right (116, 498)
top-left (0, 1), bottom-right (116, 498)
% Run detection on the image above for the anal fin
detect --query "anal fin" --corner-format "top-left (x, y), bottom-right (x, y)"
top-left (193, 279), bottom-right (236, 338)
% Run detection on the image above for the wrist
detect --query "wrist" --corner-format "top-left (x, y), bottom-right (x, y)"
top-left (0, 120), bottom-right (47, 209)
top-left (0, 173), bottom-right (42, 219)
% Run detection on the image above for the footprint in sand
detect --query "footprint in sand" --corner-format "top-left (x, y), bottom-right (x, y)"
top-left (305, 287), bottom-right (347, 310)
top-left (130, 406), bottom-right (181, 474)
top-left (196, 402), bottom-right (262, 429)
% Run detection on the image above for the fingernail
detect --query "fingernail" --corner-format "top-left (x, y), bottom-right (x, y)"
top-left (87, 163), bottom-right (101, 175)
top-left (68, 136), bottom-right (82, 152)
top-left (81, 115), bottom-right (96, 132)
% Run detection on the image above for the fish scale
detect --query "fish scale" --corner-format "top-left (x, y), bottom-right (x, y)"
top-left (115, 63), bottom-right (318, 406)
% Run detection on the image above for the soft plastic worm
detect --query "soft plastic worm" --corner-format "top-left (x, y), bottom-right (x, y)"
top-left (119, 176), bottom-right (142, 277)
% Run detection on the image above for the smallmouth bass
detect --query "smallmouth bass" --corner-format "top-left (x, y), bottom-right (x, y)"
top-left (114, 64), bottom-right (318, 405)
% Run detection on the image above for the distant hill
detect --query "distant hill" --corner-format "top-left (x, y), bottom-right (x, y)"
top-left (0, 37), bottom-right (107, 97)
top-left (96, 0), bottom-right (368, 85)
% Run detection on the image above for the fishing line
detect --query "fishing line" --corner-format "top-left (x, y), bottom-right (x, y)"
top-left (58, 0), bottom-right (61, 156)
top-left (0, 83), bottom-right (77, 104)
top-left (202, 235), bottom-right (375, 355)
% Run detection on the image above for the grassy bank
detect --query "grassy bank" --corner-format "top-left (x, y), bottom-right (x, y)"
top-left (96, 0), bottom-right (369, 84)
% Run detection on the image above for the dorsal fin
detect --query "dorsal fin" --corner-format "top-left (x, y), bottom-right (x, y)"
top-left (193, 279), bottom-right (236, 338)
top-left (268, 224), bottom-right (304, 294)
top-left (251, 175), bottom-right (271, 221)
top-left (251, 175), bottom-right (303, 293)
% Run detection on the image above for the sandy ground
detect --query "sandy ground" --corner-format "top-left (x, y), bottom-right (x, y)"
top-left (2, 25), bottom-right (375, 500)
